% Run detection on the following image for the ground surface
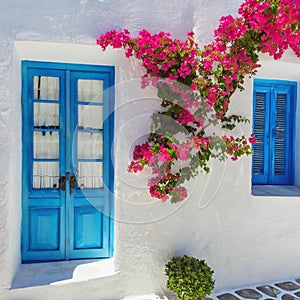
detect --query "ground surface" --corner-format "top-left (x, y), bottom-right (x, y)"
top-left (123, 278), bottom-right (300, 300)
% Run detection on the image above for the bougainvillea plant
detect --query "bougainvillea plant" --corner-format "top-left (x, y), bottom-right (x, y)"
top-left (97, 0), bottom-right (300, 203)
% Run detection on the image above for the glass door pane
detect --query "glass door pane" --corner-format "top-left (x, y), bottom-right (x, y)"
top-left (34, 76), bottom-right (59, 100)
top-left (78, 105), bottom-right (103, 129)
top-left (34, 103), bottom-right (59, 128)
top-left (77, 132), bottom-right (103, 159)
top-left (34, 131), bottom-right (59, 159)
top-left (33, 161), bottom-right (59, 188)
top-left (77, 162), bottom-right (103, 189)
top-left (78, 79), bottom-right (103, 103)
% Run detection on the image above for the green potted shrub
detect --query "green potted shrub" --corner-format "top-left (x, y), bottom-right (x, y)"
top-left (165, 255), bottom-right (215, 300)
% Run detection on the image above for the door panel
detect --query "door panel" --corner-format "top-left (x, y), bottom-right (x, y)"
top-left (74, 207), bottom-right (103, 249)
top-left (29, 208), bottom-right (60, 250)
top-left (69, 195), bottom-right (109, 259)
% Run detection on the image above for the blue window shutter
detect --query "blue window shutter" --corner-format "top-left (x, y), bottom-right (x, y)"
top-left (252, 88), bottom-right (270, 184)
top-left (269, 87), bottom-right (293, 184)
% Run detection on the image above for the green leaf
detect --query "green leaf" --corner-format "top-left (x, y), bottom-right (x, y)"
top-left (165, 255), bottom-right (215, 299)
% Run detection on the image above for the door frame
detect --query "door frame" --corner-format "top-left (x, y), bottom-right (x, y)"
top-left (21, 60), bottom-right (115, 262)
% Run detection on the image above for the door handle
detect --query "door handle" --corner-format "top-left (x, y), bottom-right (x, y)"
top-left (59, 176), bottom-right (66, 191)
top-left (70, 175), bottom-right (77, 192)
top-left (59, 172), bottom-right (77, 192)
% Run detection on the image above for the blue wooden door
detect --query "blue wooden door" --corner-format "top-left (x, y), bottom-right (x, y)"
top-left (21, 61), bottom-right (114, 262)
top-left (252, 80), bottom-right (296, 185)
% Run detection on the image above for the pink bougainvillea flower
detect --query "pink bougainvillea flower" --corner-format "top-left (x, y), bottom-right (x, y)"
top-left (97, 0), bottom-right (300, 203)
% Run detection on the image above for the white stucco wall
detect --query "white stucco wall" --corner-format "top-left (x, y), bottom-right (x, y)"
top-left (0, 1), bottom-right (300, 300)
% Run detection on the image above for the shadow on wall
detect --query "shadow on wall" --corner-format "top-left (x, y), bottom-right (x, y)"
top-left (11, 258), bottom-right (115, 289)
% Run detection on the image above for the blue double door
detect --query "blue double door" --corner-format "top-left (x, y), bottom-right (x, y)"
top-left (22, 61), bottom-right (114, 262)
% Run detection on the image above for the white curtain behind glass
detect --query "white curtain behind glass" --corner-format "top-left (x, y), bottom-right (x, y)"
top-left (33, 76), bottom-right (60, 188)
top-left (77, 79), bottom-right (104, 188)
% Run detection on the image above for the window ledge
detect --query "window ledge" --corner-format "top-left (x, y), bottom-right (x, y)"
top-left (11, 258), bottom-right (119, 289)
top-left (252, 185), bottom-right (300, 197)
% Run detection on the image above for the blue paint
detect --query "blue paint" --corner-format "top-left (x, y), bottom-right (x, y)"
top-left (22, 61), bottom-right (114, 262)
top-left (252, 79), bottom-right (296, 185)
